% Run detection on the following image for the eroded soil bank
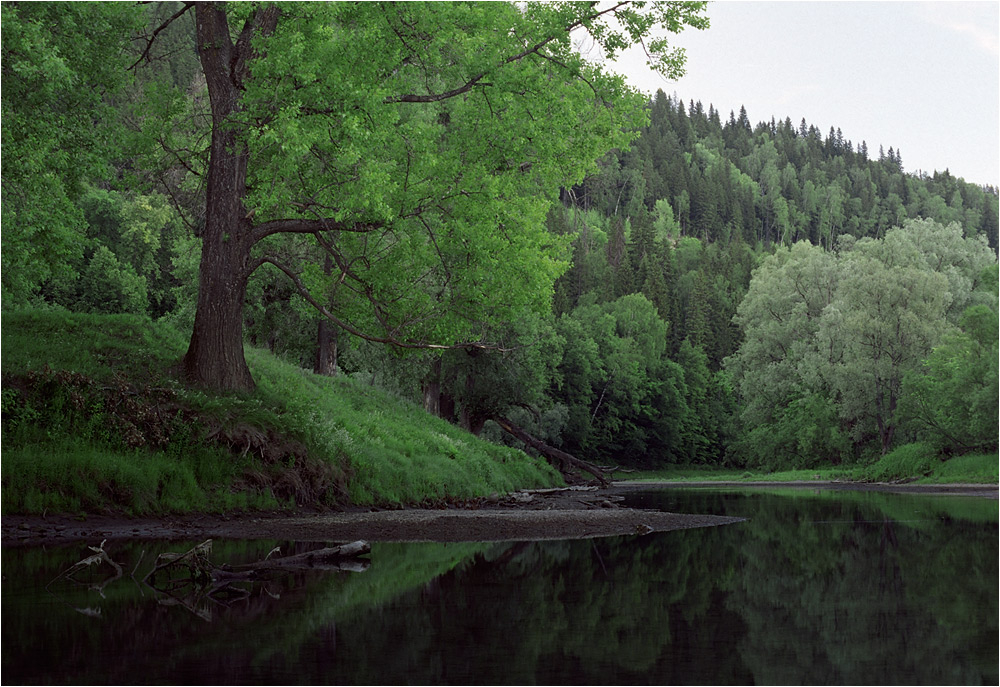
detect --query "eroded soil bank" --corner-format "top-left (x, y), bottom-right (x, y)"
top-left (2, 481), bottom-right (994, 546)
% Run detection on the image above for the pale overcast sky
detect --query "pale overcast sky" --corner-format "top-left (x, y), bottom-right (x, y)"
top-left (606, 1), bottom-right (1000, 188)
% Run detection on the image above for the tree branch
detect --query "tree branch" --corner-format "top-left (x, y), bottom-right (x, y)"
top-left (231, 5), bottom-right (282, 89)
top-left (130, 2), bottom-right (195, 71)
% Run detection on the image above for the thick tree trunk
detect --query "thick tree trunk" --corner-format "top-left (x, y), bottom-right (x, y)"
top-left (491, 415), bottom-right (610, 487)
top-left (439, 390), bottom-right (456, 423)
top-left (183, 239), bottom-right (255, 391)
top-left (182, 4), bottom-right (277, 392)
top-left (458, 352), bottom-right (487, 435)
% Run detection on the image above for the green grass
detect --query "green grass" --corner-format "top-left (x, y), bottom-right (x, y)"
top-left (1, 309), bottom-right (560, 515)
top-left (1, 308), bottom-right (188, 381)
top-left (922, 451), bottom-right (999, 484)
top-left (243, 346), bottom-right (560, 506)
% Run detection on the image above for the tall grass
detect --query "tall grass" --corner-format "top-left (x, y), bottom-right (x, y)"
top-left (244, 347), bottom-right (559, 505)
top-left (1, 309), bottom-right (560, 515)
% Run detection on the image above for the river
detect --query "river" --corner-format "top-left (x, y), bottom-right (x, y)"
top-left (2, 487), bottom-right (996, 684)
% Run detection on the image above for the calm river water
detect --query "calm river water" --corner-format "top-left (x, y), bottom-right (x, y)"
top-left (2, 488), bottom-right (997, 685)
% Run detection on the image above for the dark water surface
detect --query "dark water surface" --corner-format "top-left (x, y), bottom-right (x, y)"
top-left (2, 488), bottom-right (997, 684)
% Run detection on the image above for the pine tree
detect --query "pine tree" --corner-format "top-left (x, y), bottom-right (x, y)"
top-left (737, 105), bottom-right (751, 134)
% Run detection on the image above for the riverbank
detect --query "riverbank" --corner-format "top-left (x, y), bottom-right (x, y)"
top-left (1, 310), bottom-right (563, 516)
top-left (4, 480), bottom-right (995, 547)
top-left (0, 485), bottom-right (736, 545)
top-left (614, 479), bottom-right (1000, 499)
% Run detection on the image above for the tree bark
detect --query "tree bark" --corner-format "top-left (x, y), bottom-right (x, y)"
top-left (491, 415), bottom-right (610, 487)
top-left (459, 351), bottom-right (487, 435)
top-left (181, 4), bottom-right (277, 392)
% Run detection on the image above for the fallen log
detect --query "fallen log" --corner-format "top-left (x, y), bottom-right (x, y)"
top-left (491, 415), bottom-right (610, 487)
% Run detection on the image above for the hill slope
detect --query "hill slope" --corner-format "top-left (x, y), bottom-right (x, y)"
top-left (0, 310), bottom-right (561, 515)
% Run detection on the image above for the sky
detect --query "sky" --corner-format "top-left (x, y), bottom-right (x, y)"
top-left (605, 1), bottom-right (1000, 188)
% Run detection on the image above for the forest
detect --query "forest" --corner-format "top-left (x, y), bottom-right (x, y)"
top-left (3, 1), bottom-right (997, 479)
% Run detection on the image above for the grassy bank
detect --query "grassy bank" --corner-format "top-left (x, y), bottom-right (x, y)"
top-left (1, 309), bottom-right (561, 516)
top-left (616, 448), bottom-right (999, 485)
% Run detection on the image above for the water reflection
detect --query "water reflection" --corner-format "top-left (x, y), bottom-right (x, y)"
top-left (2, 490), bottom-right (996, 685)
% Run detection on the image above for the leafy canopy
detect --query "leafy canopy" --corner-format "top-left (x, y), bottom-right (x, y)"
top-left (231, 1), bottom-right (709, 346)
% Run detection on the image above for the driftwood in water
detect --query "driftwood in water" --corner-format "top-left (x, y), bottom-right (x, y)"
top-left (47, 539), bottom-right (125, 604)
top-left (491, 415), bottom-right (610, 487)
top-left (51, 539), bottom-right (123, 583)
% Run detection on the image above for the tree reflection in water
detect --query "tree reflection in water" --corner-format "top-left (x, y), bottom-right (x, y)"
top-left (2, 490), bottom-right (996, 684)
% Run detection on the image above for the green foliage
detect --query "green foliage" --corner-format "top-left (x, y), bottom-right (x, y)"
top-left (899, 304), bottom-right (1000, 453)
top-left (5, 2), bottom-right (997, 477)
top-left (1, 442), bottom-right (226, 515)
top-left (728, 219), bottom-right (996, 466)
top-left (77, 246), bottom-right (150, 315)
top-left (926, 452), bottom-right (1000, 484)
top-left (245, 346), bottom-right (560, 506)
top-left (1, 310), bottom-right (186, 380)
top-left (167, 1), bottom-right (709, 389)
top-left (1, 2), bottom-right (143, 305)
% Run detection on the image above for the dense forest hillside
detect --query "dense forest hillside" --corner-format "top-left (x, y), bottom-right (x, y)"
top-left (334, 92), bottom-right (998, 469)
top-left (3, 2), bottom-right (996, 481)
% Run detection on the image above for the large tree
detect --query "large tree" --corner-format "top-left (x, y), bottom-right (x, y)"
top-left (152, 1), bottom-right (709, 391)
